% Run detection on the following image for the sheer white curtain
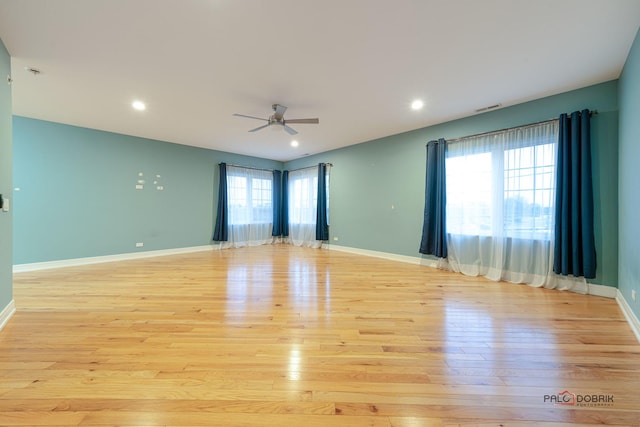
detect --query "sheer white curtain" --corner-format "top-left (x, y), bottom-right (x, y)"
top-left (222, 165), bottom-right (275, 248)
top-left (442, 121), bottom-right (586, 292)
top-left (287, 166), bottom-right (321, 248)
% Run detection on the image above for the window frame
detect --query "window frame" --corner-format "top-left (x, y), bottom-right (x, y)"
top-left (227, 167), bottom-right (274, 226)
top-left (445, 124), bottom-right (557, 241)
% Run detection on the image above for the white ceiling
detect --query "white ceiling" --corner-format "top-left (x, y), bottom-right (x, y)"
top-left (1, 1), bottom-right (639, 162)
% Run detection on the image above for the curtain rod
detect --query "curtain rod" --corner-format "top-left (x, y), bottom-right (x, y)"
top-left (441, 110), bottom-right (598, 145)
top-left (219, 162), bottom-right (333, 173)
top-left (219, 163), bottom-right (275, 173)
top-left (286, 163), bottom-right (333, 173)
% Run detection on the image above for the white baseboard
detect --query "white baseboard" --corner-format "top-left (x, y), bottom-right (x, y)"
top-left (0, 300), bottom-right (16, 331)
top-left (327, 244), bottom-right (438, 268)
top-left (13, 245), bottom-right (216, 273)
top-left (616, 290), bottom-right (640, 343)
top-left (587, 282), bottom-right (619, 298)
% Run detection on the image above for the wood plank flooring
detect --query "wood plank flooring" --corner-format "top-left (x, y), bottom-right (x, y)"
top-left (1, 245), bottom-right (640, 426)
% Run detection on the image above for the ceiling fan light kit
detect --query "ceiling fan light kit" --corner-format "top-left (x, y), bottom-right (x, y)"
top-left (233, 104), bottom-right (319, 136)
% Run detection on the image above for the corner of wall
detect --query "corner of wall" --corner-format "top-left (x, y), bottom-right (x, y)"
top-left (617, 25), bottom-right (640, 325)
top-left (0, 300), bottom-right (16, 331)
top-left (616, 290), bottom-right (640, 343)
top-left (0, 37), bottom-right (14, 314)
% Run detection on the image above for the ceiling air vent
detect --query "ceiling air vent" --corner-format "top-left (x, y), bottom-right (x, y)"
top-left (475, 103), bottom-right (502, 113)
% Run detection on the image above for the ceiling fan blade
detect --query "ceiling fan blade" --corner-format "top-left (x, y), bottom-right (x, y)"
top-left (248, 124), bottom-right (271, 132)
top-left (284, 118), bottom-right (319, 124)
top-left (233, 113), bottom-right (268, 121)
top-left (273, 104), bottom-right (287, 121)
top-left (283, 125), bottom-right (298, 135)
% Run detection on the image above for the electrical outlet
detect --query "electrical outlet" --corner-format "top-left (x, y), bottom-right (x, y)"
top-left (136, 242), bottom-right (144, 248)
top-left (632, 290), bottom-right (637, 302)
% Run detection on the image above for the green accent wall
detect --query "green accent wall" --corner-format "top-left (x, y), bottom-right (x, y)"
top-left (286, 81), bottom-right (619, 287)
top-left (0, 38), bottom-right (12, 311)
top-left (619, 27), bottom-right (640, 318)
top-left (13, 117), bottom-right (282, 264)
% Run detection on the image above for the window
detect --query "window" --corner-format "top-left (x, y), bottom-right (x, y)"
top-left (289, 174), bottom-right (317, 225)
top-left (287, 165), bottom-right (330, 247)
top-left (446, 122), bottom-right (558, 241)
top-left (227, 167), bottom-right (273, 225)
top-left (503, 143), bottom-right (555, 239)
top-left (446, 151), bottom-right (493, 236)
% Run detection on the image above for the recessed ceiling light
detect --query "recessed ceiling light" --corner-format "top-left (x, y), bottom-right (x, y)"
top-left (291, 140), bottom-right (299, 147)
top-left (411, 99), bottom-right (424, 110)
top-left (132, 100), bottom-right (146, 111)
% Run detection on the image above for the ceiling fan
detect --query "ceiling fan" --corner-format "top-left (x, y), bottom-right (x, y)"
top-left (233, 104), bottom-right (319, 136)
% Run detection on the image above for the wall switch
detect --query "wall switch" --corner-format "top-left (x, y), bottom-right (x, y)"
top-left (333, 236), bottom-right (338, 241)
top-left (1, 196), bottom-right (8, 212)
top-left (136, 242), bottom-right (144, 248)
top-left (632, 290), bottom-right (637, 302)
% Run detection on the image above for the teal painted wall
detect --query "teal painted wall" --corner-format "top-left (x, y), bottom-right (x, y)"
top-left (0, 38), bottom-right (12, 310)
top-left (618, 27), bottom-right (640, 318)
top-left (286, 81), bottom-right (619, 287)
top-left (13, 117), bottom-right (282, 264)
top-left (14, 81), bottom-right (621, 289)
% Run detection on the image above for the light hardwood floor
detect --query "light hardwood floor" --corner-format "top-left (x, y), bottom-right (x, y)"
top-left (1, 245), bottom-right (640, 426)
